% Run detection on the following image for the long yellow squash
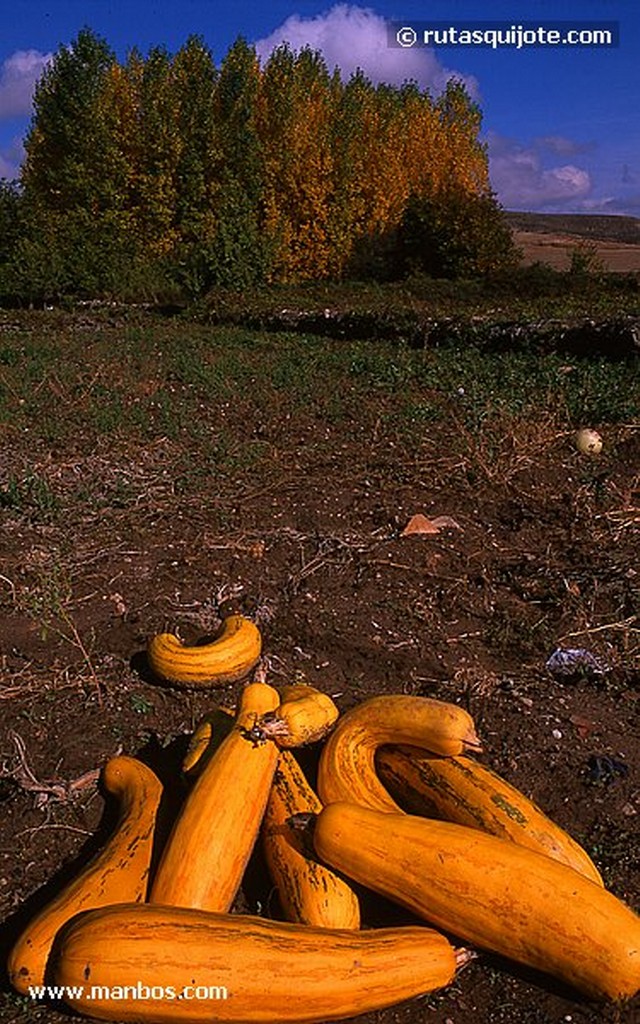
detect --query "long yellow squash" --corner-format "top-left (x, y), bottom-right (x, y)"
top-left (262, 749), bottom-right (360, 928)
top-left (8, 756), bottom-right (162, 994)
top-left (149, 680), bottom-right (279, 910)
top-left (312, 802), bottom-right (640, 1003)
top-left (377, 745), bottom-right (603, 885)
top-left (317, 695), bottom-right (481, 812)
top-left (51, 903), bottom-right (461, 1023)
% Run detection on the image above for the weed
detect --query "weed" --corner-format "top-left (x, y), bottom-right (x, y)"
top-left (0, 345), bottom-right (21, 366)
top-left (568, 240), bottom-right (605, 278)
top-left (19, 562), bottom-right (72, 628)
top-left (0, 471), bottom-right (59, 522)
top-left (16, 560), bottom-right (102, 703)
top-left (563, 358), bottom-right (639, 424)
top-left (398, 397), bottom-right (441, 427)
top-left (485, 607), bottom-right (552, 657)
top-left (90, 389), bottom-right (126, 435)
top-left (130, 692), bottom-right (155, 715)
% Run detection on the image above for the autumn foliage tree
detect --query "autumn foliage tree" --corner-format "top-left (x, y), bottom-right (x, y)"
top-left (3, 27), bottom-right (515, 302)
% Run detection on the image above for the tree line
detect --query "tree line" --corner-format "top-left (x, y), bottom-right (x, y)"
top-left (0, 28), bottom-right (516, 304)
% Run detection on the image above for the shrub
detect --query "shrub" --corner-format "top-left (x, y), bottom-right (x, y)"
top-left (395, 190), bottom-right (519, 279)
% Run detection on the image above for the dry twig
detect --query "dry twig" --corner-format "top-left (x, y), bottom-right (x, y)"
top-left (4, 731), bottom-right (100, 810)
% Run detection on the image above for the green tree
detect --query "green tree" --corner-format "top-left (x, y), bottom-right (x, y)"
top-left (22, 28), bottom-right (116, 211)
top-left (19, 28), bottom-right (145, 297)
top-left (169, 37), bottom-right (222, 296)
top-left (205, 37), bottom-right (271, 287)
top-left (172, 36), bottom-right (219, 237)
top-left (135, 45), bottom-right (181, 257)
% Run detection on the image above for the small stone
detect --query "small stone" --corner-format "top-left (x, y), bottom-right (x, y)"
top-left (551, 728), bottom-right (563, 740)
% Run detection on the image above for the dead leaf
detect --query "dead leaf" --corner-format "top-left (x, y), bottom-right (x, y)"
top-left (401, 513), bottom-right (462, 536)
top-left (430, 515), bottom-right (462, 531)
top-left (401, 514), bottom-right (440, 536)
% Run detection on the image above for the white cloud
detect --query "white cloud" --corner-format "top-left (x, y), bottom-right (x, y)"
top-left (487, 132), bottom-right (592, 210)
top-left (255, 4), bottom-right (478, 97)
top-left (0, 50), bottom-right (52, 121)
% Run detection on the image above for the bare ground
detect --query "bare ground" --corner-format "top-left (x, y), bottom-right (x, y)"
top-left (0, 305), bottom-right (638, 1024)
top-left (507, 211), bottom-right (640, 273)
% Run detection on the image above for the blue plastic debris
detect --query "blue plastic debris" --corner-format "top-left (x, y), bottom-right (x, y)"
top-left (545, 647), bottom-right (609, 679)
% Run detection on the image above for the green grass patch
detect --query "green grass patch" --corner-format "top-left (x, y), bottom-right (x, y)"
top-left (0, 310), bottom-right (637, 522)
top-left (0, 471), bottom-right (60, 522)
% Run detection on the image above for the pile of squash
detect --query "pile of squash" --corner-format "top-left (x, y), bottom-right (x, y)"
top-left (7, 614), bottom-right (640, 1023)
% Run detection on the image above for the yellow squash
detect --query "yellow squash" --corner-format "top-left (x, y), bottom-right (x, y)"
top-left (147, 614), bottom-right (261, 687)
top-left (51, 902), bottom-right (461, 1023)
top-left (312, 802), bottom-right (640, 1003)
top-left (317, 695), bottom-right (481, 812)
top-left (254, 683), bottom-right (339, 747)
top-left (262, 749), bottom-right (360, 928)
top-left (377, 745), bottom-right (603, 885)
top-left (149, 680), bottom-right (279, 911)
top-left (8, 755), bottom-right (162, 995)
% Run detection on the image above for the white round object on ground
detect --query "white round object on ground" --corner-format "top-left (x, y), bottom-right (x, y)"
top-left (575, 428), bottom-right (603, 455)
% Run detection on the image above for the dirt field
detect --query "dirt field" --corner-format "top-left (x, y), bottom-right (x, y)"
top-left (507, 211), bottom-right (640, 274)
top-left (512, 230), bottom-right (640, 274)
top-left (0, 298), bottom-right (638, 1024)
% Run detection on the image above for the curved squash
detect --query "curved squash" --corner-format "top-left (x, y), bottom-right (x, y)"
top-left (262, 749), bottom-right (360, 928)
top-left (313, 802), bottom-right (640, 1003)
top-left (147, 614), bottom-right (261, 687)
top-left (149, 680), bottom-right (279, 911)
top-left (8, 755), bottom-right (162, 995)
top-left (51, 902), bottom-right (460, 1023)
top-left (317, 695), bottom-right (481, 813)
top-left (254, 683), bottom-right (339, 748)
top-left (377, 746), bottom-right (604, 886)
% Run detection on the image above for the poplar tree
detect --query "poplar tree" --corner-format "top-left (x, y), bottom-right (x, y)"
top-left (22, 28), bottom-right (115, 210)
top-left (208, 37), bottom-right (270, 287)
top-left (260, 45), bottom-right (335, 280)
top-left (20, 28), bottom-right (137, 295)
top-left (172, 36), bottom-right (218, 237)
top-left (136, 45), bottom-right (180, 256)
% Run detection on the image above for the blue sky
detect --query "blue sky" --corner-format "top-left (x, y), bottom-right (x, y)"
top-left (1, 0), bottom-right (638, 214)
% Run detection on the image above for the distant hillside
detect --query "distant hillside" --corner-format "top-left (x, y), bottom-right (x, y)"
top-left (505, 211), bottom-right (640, 245)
